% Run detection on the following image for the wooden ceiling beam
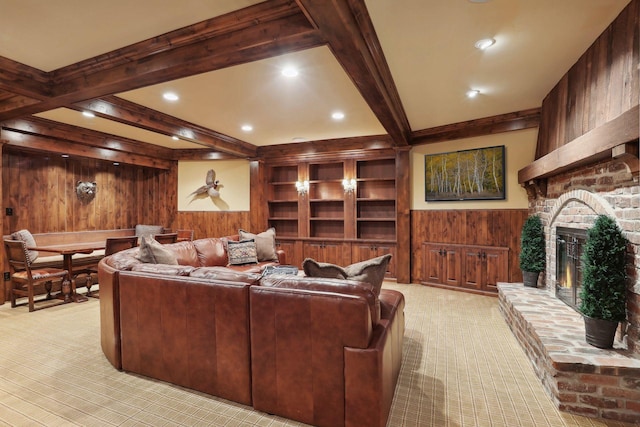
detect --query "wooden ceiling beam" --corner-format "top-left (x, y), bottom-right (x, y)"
top-left (411, 108), bottom-right (542, 145)
top-left (1, 129), bottom-right (173, 169)
top-left (2, 117), bottom-right (175, 160)
top-left (296, 0), bottom-right (411, 146)
top-left (72, 96), bottom-right (257, 158)
top-left (0, 3), bottom-right (323, 122)
top-left (258, 134), bottom-right (394, 160)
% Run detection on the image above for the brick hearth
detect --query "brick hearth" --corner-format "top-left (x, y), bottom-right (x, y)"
top-left (498, 283), bottom-right (640, 424)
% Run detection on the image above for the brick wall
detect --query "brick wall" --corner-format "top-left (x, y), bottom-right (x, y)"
top-left (529, 158), bottom-right (640, 355)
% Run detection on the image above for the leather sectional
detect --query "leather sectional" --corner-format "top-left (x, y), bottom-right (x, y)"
top-left (98, 236), bottom-right (405, 427)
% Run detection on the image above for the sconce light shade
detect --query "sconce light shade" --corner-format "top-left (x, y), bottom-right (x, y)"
top-left (295, 180), bottom-right (309, 195)
top-left (342, 178), bottom-right (357, 193)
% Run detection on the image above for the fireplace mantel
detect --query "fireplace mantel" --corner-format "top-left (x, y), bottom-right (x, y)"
top-left (518, 105), bottom-right (639, 198)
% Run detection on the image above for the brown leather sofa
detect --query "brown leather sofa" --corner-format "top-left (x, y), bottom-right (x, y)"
top-left (98, 236), bottom-right (405, 427)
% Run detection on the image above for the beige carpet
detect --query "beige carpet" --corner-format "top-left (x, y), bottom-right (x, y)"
top-left (0, 283), bottom-right (635, 427)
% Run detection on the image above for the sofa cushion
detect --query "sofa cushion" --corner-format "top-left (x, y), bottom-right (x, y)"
top-left (131, 263), bottom-right (195, 276)
top-left (137, 237), bottom-right (178, 265)
top-left (302, 258), bottom-right (347, 279)
top-left (239, 228), bottom-right (278, 262)
top-left (11, 229), bottom-right (39, 262)
top-left (190, 266), bottom-right (261, 285)
top-left (193, 237), bottom-right (229, 267)
top-left (303, 254), bottom-right (392, 296)
top-left (227, 239), bottom-right (258, 265)
top-left (165, 240), bottom-right (200, 266)
top-left (259, 274), bottom-right (380, 325)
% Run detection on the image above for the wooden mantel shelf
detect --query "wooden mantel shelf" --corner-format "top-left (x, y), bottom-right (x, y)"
top-left (518, 105), bottom-right (639, 196)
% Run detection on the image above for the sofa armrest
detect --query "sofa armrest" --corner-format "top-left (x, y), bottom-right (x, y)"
top-left (276, 248), bottom-right (286, 265)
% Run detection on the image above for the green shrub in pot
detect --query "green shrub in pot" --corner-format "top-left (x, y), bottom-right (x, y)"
top-left (579, 214), bottom-right (627, 348)
top-left (519, 215), bottom-right (546, 287)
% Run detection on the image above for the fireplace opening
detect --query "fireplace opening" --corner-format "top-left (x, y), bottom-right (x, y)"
top-left (555, 227), bottom-right (587, 311)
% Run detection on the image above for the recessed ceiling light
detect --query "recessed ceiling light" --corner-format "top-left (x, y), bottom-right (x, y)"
top-left (475, 38), bottom-right (495, 50)
top-left (82, 111), bottom-right (95, 118)
top-left (61, 154), bottom-right (70, 158)
top-left (331, 111), bottom-right (345, 120)
top-left (241, 124), bottom-right (253, 132)
top-left (163, 92), bottom-right (179, 101)
top-left (292, 137), bottom-right (306, 143)
top-left (281, 66), bottom-right (299, 77)
top-left (171, 136), bottom-right (179, 140)
top-left (467, 89), bottom-right (480, 98)
top-left (113, 162), bottom-right (120, 166)
top-left (468, 0), bottom-right (491, 3)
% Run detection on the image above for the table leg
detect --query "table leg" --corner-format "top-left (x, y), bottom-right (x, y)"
top-left (63, 254), bottom-right (88, 303)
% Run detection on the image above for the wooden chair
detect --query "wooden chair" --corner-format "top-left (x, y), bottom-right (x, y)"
top-left (4, 239), bottom-right (71, 312)
top-left (105, 236), bottom-right (139, 256)
top-left (176, 229), bottom-right (195, 242)
top-left (153, 233), bottom-right (178, 244)
top-left (84, 236), bottom-right (138, 298)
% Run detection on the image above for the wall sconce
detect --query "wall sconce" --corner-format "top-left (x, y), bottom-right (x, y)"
top-left (342, 178), bottom-right (356, 193)
top-left (295, 180), bottom-right (309, 195)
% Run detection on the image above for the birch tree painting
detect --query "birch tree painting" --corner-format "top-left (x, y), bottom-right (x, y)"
top-left (425, 146), bottom-right (505, 201)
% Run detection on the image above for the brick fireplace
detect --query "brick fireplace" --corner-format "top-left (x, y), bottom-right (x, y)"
top-left (499, 157), bottom-right (640, 423)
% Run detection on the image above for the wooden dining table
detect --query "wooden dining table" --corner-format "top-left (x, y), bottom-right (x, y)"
top-left (29, 241), bottom-right (106, 303)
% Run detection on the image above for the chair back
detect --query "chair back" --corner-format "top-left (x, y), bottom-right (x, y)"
top-left (153, 233), bottom-right (178, 244)
top-left (105, 236), bottom-right (138, 256)
top-left (176, 229), bottom-right (195, 241)
top-left (4, 239), bottom-right (31, 272)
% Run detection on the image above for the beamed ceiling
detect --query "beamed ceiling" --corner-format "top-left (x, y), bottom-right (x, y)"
top-left (0, 0), bottom-right (632, 165)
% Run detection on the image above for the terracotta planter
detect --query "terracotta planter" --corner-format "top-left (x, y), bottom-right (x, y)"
top-left (522, 270), bottom-right (540, 288)
top-left (584, 315), bottom-right (618, 348)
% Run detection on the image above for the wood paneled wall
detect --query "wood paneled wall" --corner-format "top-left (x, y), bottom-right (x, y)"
top-left (1, 148), bottom-right (254, 240)
top-left (536, 0), bottom-right (639, 158)
top-left (410, 209), bottom-right (528, 283)
top-left (2, 148), bottom-right (176, 234)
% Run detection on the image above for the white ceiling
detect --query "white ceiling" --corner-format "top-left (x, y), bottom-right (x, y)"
top-left (0, 0), bottom-right (631, 149)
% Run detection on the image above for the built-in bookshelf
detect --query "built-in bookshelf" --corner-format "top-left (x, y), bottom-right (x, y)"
top-left (266, 154), bottom-right (399, 276)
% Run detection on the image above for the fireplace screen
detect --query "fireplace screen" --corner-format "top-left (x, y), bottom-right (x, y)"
top-left (555, 227), bottom-right (587, 311)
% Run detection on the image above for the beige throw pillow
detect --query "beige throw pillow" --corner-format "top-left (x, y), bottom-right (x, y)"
top-left (238, 227), bottom-right (278, 262)
top-left (137, 237), bottom-right (178, 265)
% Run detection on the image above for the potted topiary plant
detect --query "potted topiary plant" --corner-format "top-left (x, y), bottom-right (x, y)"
top-left (519, 215), bottom-right (546, 287)
top-left (579, 214), bottom-right (628, 348)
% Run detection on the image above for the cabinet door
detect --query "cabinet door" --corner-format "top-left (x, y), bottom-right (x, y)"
top-left (442, 246), bottom-right (462, 287)
top-left (352, 243), bottom-right (396, 277)
top-left (462, 248), bottom-right (483, 290)
top-left (483, 247), bottom-right (509, 292)
top-left (275, 240), bottom-right (302, 269)
top-left (303, 241), bottom-right (349, 266)
top-left (422, 244), bottom-right (444, 284)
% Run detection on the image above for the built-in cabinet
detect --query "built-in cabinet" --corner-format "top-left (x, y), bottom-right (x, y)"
top-left (267, 155), bottom-right (399, 277)
top-left (422, 242), bottom-right (509, 294)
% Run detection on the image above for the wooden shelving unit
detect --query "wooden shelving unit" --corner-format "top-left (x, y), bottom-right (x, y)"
top-left (266, 153), bottom-right (404, 278)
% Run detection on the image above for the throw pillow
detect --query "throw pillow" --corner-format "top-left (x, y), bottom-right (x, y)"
top-left (11, 229), bottom-right (39, 262)
top-left (343, 254), bottom-right (392, 297)
top-left (137, 237), bottom-right (178, 265)
top-left (302, 258), bottom-right (347, 279)
top-left (238, 227), bottom-right (278, 262)
top-left (227, 239), bottom-right (259, 265)
top-left (135, 224), bottom-right (164, 242)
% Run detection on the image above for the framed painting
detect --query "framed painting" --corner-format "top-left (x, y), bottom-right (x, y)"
top-left (425, 145), bottom-right (505, 201)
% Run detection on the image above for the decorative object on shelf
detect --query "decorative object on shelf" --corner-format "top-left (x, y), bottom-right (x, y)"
top-left (519, 215), bottom-right (545, 287)
top-left (579, 215), bottom-right (628, 348)
top-left (189, 169), bottom-right (222, 198)
top-left (76, 181), bottom-right (97, 203)
top-left (342, 178), bottom-right (356, 193)
top-left (424, 145), bottom-right (505, 201)
top-left (295, 180), bottom-right (309, 195)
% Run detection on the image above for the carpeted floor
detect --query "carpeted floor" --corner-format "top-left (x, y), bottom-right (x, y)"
top-left (0, 283), bottom-right (636, 427)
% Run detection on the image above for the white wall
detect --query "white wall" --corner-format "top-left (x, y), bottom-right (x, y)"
top-left (177, 159), bottom-right (250, 211)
